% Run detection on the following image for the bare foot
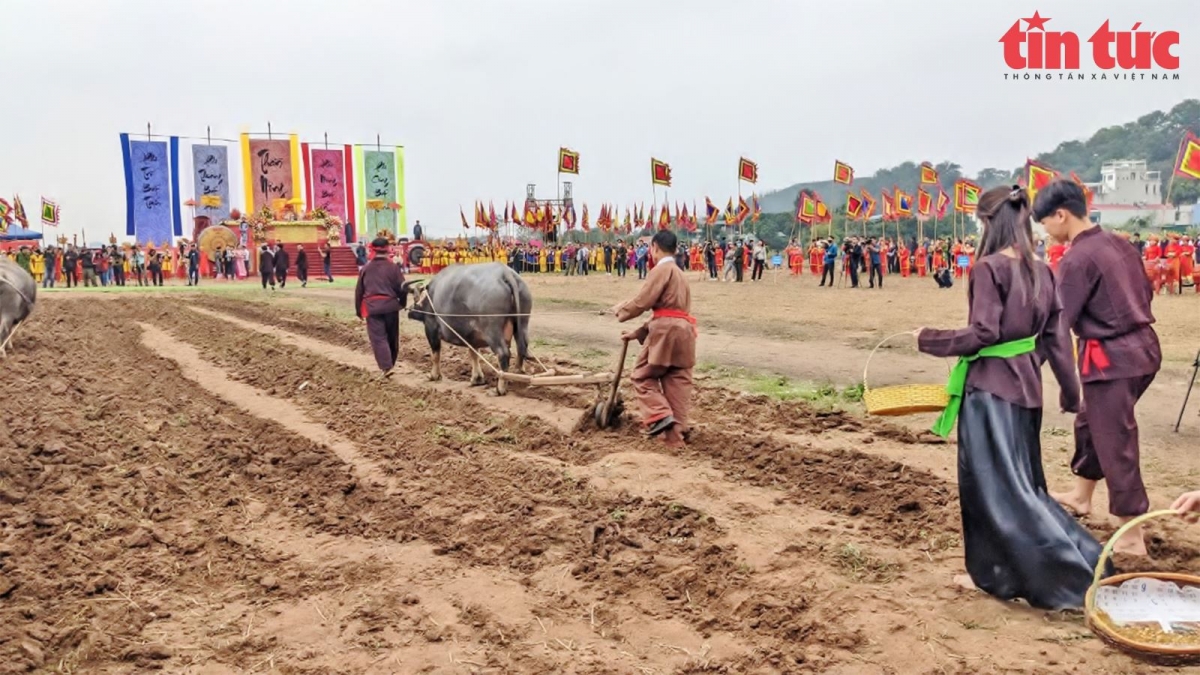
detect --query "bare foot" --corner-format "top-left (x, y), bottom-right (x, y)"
top-left (1051, 491), bottom-right (1091, 517)
top-left (1112, 534), bottom-right (1149, 558)
top-left (953, 574), bottom-right (977, 591)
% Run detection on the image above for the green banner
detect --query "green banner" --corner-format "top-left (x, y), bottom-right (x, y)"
top-left (363, 149), bottom-right (397, 238)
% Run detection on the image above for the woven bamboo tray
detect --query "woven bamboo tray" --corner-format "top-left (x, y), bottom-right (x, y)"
top-left (1085, 510), bottom-right (1200, 666)
top-left (862, 332), bottom-right (949, 416)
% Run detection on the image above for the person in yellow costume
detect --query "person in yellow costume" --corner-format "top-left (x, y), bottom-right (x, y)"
top-left (497, 246), bottom-right (508, 266)
top-left (30, 248), bottom-right (45, 284)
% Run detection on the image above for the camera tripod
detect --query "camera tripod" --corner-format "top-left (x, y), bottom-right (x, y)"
top-left (1176, 348), bottom-right (1200, 433)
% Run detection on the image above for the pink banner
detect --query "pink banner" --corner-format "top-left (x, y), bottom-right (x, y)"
top-left (248, 139), bottom-right (293, 209)
top-left (310, 148), bottom-right (347, 220)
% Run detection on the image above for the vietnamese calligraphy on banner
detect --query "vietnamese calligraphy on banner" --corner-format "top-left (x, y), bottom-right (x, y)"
top-left (310, 148), bottom-right (347, 220)
top-left (191, 144), bottom-right (231, 222)
top-left (363, 149), bottom-right (397, 232)
top-left (248, 139), bottom-right (293, 210)
top-left (128, 140), bottom-right (172, 245)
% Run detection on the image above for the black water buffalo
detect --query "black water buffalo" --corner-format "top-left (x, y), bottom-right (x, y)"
top-left (0, 258), bottom-right (36, 358)
top-left (405, 263), bottom-right (532, 395)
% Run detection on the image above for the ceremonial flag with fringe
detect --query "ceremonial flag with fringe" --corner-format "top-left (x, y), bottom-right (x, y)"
top-left (1174, 132), bottom-right (1200, 181)
top-left (833, 160), bottom-right (854, 185)
top-left (651, 158), bottom-right (672, 186)
top-left (1025, 159), bottom-right (1059, 202)
top-left (861, 190), bottom-right (876, 219)
top-left (920, 162), bottom-right (939, 185)
top-left (558, 147), bottom-right (580, 174)
top-left (739, 157), bottom-right (758, 183)
top-left (845, 192), bottom-right (863, 219)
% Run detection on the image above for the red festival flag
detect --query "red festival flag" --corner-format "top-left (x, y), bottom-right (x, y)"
top-left (845, 192), bottom-right (863, 219)
top-left (739, 157), bottom-right (758, 183)
top-left (705, 197), bottom-right (720, 224)
top-left (460, 206), bottom-right (469, 230)
top-left (1174, 132), bottom-right (1200, 181)
top-left (659, 203), bottom-right (670, 229)
top-left (581, 203), bottom-right (590, 231)
top-left (895, 189), bottom-right (913, 217)
top-left (935, 189), bottom-right (950, 218)
top-left (1025, 159), bottom-right (1059, 202)
top-left (488, 201), bottom-right (498, 229)
top-left (752, 194), bottom-right (761, 222)
top-left (833, 161), bottom-right (854, 185)
top-left (651, 158), bottom-right (672, 186)
top-left (916, 188), bottom-right (932, 217)
top-left (920, 162), bottom-right (939, 185)
top-left (881, 189), bottom-right (894, 220)
top-left (558, 147), bottom-right (580, 174)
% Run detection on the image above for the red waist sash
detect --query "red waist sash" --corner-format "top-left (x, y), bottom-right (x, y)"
top-left (361, 294), bottom-right (393, 318)
top-left (1080, 339), bottom-right (1111, 376)
top-left (652, 308), bottom-right (698, 336)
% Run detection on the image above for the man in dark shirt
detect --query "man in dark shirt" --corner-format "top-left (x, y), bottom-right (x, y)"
top-left (354, 238), bottom-right (407, 376)
top-left (1035, 180), bottom-right (1161, 557)
top-left (187, 244), bottom-right (200, 286)
top-left (847, 238), bottom-right (863, 288)
top-left (703, 240), bottom-right (717, 280)
top-left (295, 244), bottom-right (309, 288)
top-left (259, 245), bottom-right (275, 290)
top-left (603, 243), bottom-right (614, 275)
top-left (867, 238), bottom-right (883, 289)
top-left (274, 243), bottom-right (290, 289)
top-left (63, 246), bottom-right (79, 288)
top-left (80, 248), bottom-right (97, 287)
top-left (820, 239), bottom-right (838, 287)
top-left (320, 243), bottom-right (334, 282)
top-left (733, 240), bottom-right (745, 282)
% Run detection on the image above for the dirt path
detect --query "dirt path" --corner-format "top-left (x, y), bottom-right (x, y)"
top-left (168, 296), bottom-right (1198, 673)
top-left (139, 321), bottom-right (397, 494)
top-left (188, 305), bottom-right (586, 434)
top-left (8, 296), bottom-right (1200, 674)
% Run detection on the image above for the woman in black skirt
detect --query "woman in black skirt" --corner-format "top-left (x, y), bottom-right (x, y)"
top-left (917, 185), bottom-right (1105, 610)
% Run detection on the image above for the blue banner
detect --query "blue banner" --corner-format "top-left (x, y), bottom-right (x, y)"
top-left (122, 138), bottom-right (173, 245)
top-left (191, 144), bottom-right (231, 223)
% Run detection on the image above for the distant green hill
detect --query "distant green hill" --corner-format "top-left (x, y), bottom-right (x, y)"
top-left (759, 99), bottom-right (1200, 214)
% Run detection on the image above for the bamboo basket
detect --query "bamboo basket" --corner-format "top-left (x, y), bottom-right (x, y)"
top-left (861, 332), bottom-right (949, 416)
top-left (1085, 510), bottom-right (1200, 666)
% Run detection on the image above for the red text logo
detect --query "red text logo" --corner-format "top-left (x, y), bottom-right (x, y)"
top-left (1000, 12), bottom-right (1179, 70)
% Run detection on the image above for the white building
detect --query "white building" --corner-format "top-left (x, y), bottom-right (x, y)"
top-left (1081, 160), bottom-right (1191, 228)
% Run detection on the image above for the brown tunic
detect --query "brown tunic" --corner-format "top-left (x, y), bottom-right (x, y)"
top-left (919, 255), bottom-right (1080, 412)
top-left (354, 257), bottom-right (406, 318)
top-left (615, 257), bottom-right (695, 369)
top-left (1057, 227), bottom-right (1161, 382)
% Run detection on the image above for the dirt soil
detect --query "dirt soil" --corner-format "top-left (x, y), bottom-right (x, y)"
top-left (2, 282), bottom-right (1199, 673)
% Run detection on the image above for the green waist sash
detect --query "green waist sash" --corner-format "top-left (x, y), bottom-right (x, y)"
top-left (931, 336), bottom-right (1037, 438)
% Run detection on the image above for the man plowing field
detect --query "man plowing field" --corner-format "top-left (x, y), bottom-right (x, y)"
top-left (609, 231), bottom-right (696, 447)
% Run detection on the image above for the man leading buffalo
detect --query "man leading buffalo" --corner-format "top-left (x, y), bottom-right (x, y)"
top-left (354, 237), bottom-right (407, 377)
top-left (608, 230), bottom-right (697, 447)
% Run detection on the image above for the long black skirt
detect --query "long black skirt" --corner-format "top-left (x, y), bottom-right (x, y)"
top-left (957, 389), bottom-right (1108, 610)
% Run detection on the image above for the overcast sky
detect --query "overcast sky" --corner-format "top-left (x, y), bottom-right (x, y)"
top-left (0, 0), bottom-right (1193, 240)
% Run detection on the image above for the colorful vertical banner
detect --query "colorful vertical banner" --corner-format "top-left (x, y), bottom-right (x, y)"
top-left (353, 145), bottom-right (367, 239)
top-left (363, 149), bottom-right (397, 236)
top-left (342, 144), bottom-right (357, 243)
top-left (395, 146), bottom-right (406, 235)
top-left (120, 134), bottom-right (176, 244)
top-left (191, 144), bottom-right (231, 222)
top-left (245, 138), bottom-right (294, 212)
top-left (307, 147), bottom-right (349, 220)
